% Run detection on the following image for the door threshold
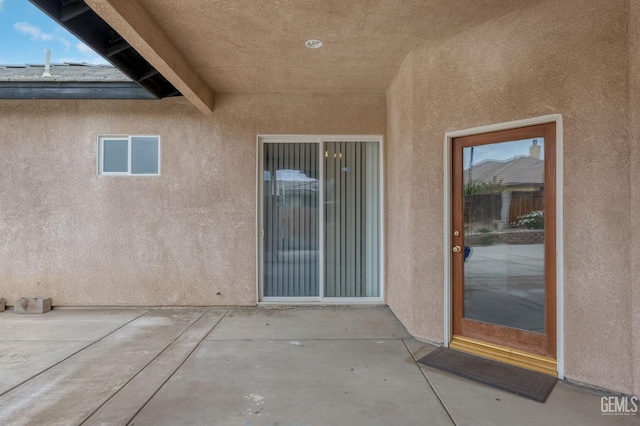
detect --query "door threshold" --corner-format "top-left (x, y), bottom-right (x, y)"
top-left (450, 335), bottom-right (557, 377)
top-left (259, 299), bottom-right (384, 306)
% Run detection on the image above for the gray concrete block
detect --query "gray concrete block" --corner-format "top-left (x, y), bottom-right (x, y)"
top-left (0, 298), bottom-right (5, 312)
top-left (14, 297), bottom-right (52, 314)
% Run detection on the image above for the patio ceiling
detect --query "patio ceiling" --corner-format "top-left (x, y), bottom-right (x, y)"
top-left (84, 0), bottom-right (542, 111)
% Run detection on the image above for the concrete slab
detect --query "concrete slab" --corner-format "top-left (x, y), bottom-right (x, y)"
top-left (0, 309), bottom-right (147, 341)
top-left (0, 308), bottom-right (633, 426)
top-left (0, 339), bottom-right (172, 426)
top-left (404, 338), bottom-right (440, 360)
top-left (207, 306), bottom-right (411, 341)
top-left (0, 341), bottom-right (90, 395)
top-left (130, 339), bottom-right (453, 426)
top-left (0, 310), bottom-right (213, 425)
top-left (82, 340), bottom-right (202, 426)
top-left (423, 369), bottom-right (638, 426)
top-left (102, 309), bottom-right (209, 342)
top-left (84, 310), bottom-right (226, 425)
top-left (176, 309), bottom-right (227, 341)
top-left (405, 340), bottom-right (639, 426)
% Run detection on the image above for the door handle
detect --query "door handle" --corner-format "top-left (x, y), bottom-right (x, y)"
top-left (452, 246), bottom-right (461, 253)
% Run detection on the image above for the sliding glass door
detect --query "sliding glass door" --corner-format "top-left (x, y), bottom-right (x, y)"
top-left (324, 141), bottom-right (380, 298)
top-left (262, 142), bottom-right (320, 297)
top-left (259, 136), bottom-right (382, 302)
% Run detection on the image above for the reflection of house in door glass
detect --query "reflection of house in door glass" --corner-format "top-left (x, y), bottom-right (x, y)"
top-left (462, 138), bottom-right (546, 333)
top-left (464, 138), bottom-right (544, 231)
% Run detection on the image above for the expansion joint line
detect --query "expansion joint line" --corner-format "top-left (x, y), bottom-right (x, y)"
top-left (0, 309), bottom-right (151, 399)
top-left (80, 308), bottom-right (229, 425)
top-left (79, 308), bottom-right (229, 425)
top-left (402, 339), bottom-right (459, 426)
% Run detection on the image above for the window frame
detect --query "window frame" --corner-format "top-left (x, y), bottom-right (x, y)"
top-left (98, 135), bottom-right (161, 176)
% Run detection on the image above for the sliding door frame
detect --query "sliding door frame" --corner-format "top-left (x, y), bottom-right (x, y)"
top-left (256, 135), bottom-right (384, 305)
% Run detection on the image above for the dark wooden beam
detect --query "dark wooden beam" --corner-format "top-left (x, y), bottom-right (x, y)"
top-left (106, 39), bottom-right (131, 57)
top-left (137, 68), bottom-right (159, 82)
top-left (162, 88), bottom-right (181, 97)
top-left (60, 0), bottom-right (91, 22)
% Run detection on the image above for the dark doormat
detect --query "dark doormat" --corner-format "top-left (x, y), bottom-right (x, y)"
top-left (417, 347), bottom-right (557, 403)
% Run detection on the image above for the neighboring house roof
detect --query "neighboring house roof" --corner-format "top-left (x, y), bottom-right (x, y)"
top-left (465, 156), bottom-right (544, 187)
top-left (0, 62), bottom-right (156, 99)
top-left (0, 63), bottom-right (131, 82)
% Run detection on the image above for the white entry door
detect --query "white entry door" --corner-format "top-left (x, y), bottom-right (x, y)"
top-left (258, 136), bottom-right (383, 303)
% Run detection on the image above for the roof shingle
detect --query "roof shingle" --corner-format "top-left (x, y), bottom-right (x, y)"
top-left (0, 63), bottom-right (132, 82)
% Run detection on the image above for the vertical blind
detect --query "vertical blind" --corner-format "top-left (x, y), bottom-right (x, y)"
top-left (263, 143), bottom-right (319, 297)
top-left (324, 142), bottom-right (380, 297)
top-left (262, 140), bottom-right (380, 299)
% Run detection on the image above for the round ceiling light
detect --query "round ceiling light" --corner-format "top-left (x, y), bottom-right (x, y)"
top-left (305, 39), bottom-right (323, 49)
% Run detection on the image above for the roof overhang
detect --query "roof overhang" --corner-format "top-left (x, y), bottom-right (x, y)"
top-left (0, 81), bottom-right (156, 99)
top-left (17, 1), bottom-right (541, 112)
top-left (83, 0), bottom-right (214, 113)
top-left (25, 0), bottom-right (182, 102)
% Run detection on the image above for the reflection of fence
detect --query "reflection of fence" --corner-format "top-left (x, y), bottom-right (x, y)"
top-left (464, 194), bottom-right (500, 229)
top-left (466, 230), bottom-right (544, 245)
top-left (464, 190), bottom-right (544, 229)
top-left (277, 203), bottom-right (318, 249)
top-left (509, 190), bottom-right (544, 225)
top-left (264, 192), bottom-right (319, 251)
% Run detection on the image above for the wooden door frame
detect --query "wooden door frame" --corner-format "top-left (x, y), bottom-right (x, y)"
top-left (452, 123), bottom-right (556, 358)
top-left (442, 115), bottom-right (565, 379)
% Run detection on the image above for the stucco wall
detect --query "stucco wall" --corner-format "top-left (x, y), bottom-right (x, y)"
top-left (0, 93), bottom-right (385, 307)
top-left (386, 0), bottom-right (637, 394)
top-left (629, 0), bottom-right (640, 398)
top-left (385, 53), bottom-right (415, 329)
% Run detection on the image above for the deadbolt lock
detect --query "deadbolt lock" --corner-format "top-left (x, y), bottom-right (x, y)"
top-left (453, 231), bottom-right (460, 237)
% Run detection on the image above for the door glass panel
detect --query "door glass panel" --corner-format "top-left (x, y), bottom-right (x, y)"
top-left (463, 138), bottom-right (545, 332)
top-left (263, 143), bottom-right (319, 297)
top-left (324, 141), bottom-right (380, 297)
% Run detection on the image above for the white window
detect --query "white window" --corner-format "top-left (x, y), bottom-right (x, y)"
top-left (98, 135), bottom-right (160, 175)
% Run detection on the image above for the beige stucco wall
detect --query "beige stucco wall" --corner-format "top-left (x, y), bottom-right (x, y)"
top-left (629, 0), bottom-right (640, 398)
top-left (385, 52), bottom-right (416, 329)
top-left (0, 93), bottom-right (385, 307)
top-left (386, 0), bottom-right (637, 395)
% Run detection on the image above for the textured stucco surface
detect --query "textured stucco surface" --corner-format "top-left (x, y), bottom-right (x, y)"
top-left (0, 93), bottom-right (384, 307)
top-left (108, 0), bottom-right (544, 94)
top-left (385, 0), bottom-right (637, 394)
top-left (629, 0), bottom-right (640, 398)
top-left (385, 53), bottom-right (415, 335)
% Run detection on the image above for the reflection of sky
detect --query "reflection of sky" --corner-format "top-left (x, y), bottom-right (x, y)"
top-left (463, 138), bottom-right (544, 169)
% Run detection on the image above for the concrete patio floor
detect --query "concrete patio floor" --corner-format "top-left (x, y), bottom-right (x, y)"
top-left (0, 307), bottom-right (635, 425)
